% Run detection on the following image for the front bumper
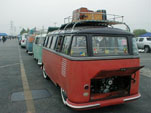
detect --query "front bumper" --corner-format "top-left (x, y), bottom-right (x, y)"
top-left (65, 93), bottom-right (141, 110)
top-left (38, 61), bottom-right (42, 65)
top-left (28, 51), bottom-right (33, 54)
top-left (21, 43), bottom-right (26, 47)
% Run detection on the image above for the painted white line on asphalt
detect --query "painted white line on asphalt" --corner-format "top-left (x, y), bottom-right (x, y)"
top-left (18, 45), bottom-right (36, 113)
top-left (0, 63), bottom-right (20, 69)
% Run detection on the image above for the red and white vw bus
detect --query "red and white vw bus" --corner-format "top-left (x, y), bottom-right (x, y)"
top-left (42, 20), bottom-right (143, 110)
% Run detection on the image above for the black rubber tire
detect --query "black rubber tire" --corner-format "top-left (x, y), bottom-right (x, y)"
top-left (144, 46), bottom-right (150, 53)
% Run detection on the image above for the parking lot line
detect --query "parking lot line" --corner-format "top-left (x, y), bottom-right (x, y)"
top-left (0, 63), bottom-right (20, 69)
top-left (18, 46), bottom-right (36, 113)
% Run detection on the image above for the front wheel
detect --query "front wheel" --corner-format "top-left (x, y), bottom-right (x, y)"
top-left (144, 46), bottom-right (150, 53)
top-left (42, 66), bottom-right (49, 80)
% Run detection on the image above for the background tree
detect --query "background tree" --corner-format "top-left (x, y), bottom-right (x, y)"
top-left (26, 28), bottom-right (30, 33)
top-left (133, 29), bottom-right (147, 37)
top-left (20, 28), bottom-right (27, 35)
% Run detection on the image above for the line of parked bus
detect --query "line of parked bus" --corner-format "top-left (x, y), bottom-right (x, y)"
top-left (18, 33), bottom-right (46, 65)
top-left (18, 8), bottom-right (144, 110)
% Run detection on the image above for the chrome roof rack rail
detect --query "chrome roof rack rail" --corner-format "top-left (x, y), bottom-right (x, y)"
top-left (123, 23), bottom-right (131, 32)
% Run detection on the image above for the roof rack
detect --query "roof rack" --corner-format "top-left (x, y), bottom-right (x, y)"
top-left (60, 20), bottom-right (130, 32)
top-left (62, 11), bottom-right (131, 32)
top-left (57, 8), bottom-right (132, 33)
top-left (64, 13), bottom-right (124, 24)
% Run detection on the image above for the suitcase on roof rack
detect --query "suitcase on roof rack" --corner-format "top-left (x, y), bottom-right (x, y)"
top-left (72, 8), bottom-right (107, 22)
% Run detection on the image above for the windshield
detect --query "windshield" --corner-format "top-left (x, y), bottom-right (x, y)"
top-left (147, 38), bottom-right (151, 41)
top-left (92, 36), bottom-right (128, 56)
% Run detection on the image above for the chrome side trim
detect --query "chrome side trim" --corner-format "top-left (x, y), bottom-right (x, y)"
top-left (124, 94), bottom-right (141, 102)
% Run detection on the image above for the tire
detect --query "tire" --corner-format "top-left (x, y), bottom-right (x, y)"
top-left (42, 66), bottom-right (49, 79)
top-left (60, 88), bottom-right (67, 105)
top-left (144, 46), bottom-right (150, 53)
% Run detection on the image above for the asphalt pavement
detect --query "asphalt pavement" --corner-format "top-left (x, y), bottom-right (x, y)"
top-left (0, 39), bottom-right (151, 113)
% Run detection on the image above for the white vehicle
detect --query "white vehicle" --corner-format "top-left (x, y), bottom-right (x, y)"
top-left (21, 33), bottom-right (28, 48)
top-left (136, 37), bottom-right (151, 53)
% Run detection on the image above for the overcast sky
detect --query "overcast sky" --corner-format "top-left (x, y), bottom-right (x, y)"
top-left (0, 0), bottom-right (151, 35)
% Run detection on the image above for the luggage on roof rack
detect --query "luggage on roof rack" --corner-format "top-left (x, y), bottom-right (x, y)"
top-left (64, 8), bottom-right (124, 24)
top-left (72, 7), bottom-right (107, 22)
top-left (62, 8), bottom-right (130, 32)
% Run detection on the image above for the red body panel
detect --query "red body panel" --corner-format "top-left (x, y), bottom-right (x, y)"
top-left (66, 59), bottom-right (140, 103)
top-left (42, 48), bottom-right (140, 104)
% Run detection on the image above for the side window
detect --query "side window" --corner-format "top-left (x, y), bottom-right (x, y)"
top-left (43, 37), bottom-right (46, 46)
top-left (45, 37), bottom-right (50, 47)
top-left (35, 37), bottom-right (39, 44)
top-left (50, 36), bottom-right (57, 49)
top-left (43, 36), bottom-right (49, 47)
top-left (47, 36), bottom-right (52, 48)
top-left (61, 36), bottom-right (72, 54)
top-left (70, 36), bottom-right (87, 57)
top-left (34, 38), bottom-right (36, 44)
top-left (139, 38), bottom-right (144, 42)
top-left (147, 38), bottom-right (151, 41)
top-left (39, 37), bottom-right (45, 46)
top-left (55, 36), bottom-right (64, 52)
